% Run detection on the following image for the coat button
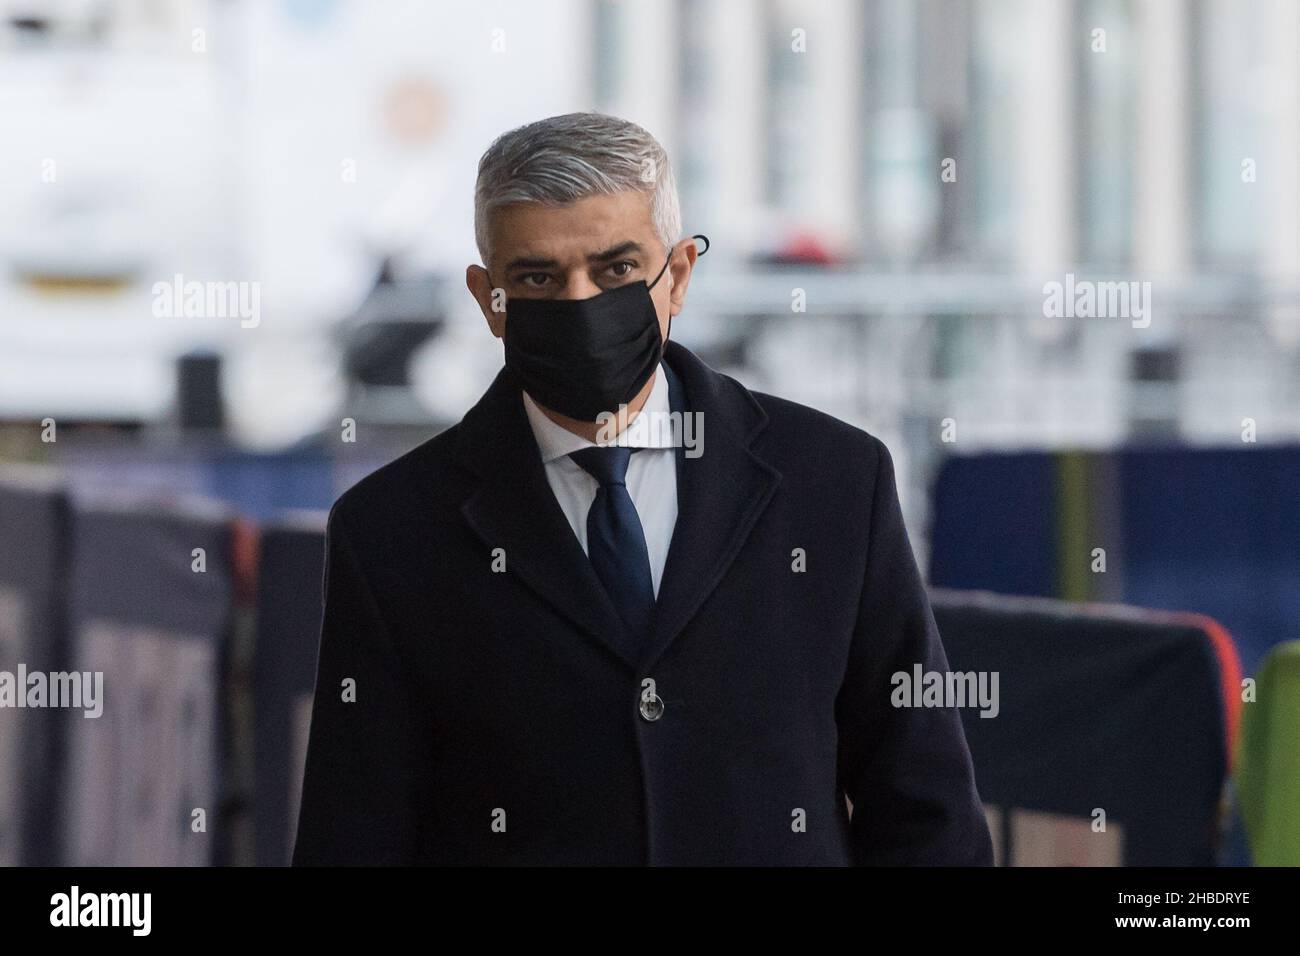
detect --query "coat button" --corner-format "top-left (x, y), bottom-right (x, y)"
top-left (639, 692), bottom-right (664, 721)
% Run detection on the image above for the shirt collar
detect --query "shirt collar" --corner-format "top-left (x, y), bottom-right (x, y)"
top-left (522, 362), bottom-right (674, 463)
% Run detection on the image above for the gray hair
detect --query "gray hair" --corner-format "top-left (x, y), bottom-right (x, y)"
top-left (473, 112), bottom-right (681, 263)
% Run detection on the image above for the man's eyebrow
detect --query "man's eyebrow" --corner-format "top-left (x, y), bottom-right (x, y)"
top-left (587, 241), bottom-right (643, 262)
top-left (504, 255), bottom-right (560, 271)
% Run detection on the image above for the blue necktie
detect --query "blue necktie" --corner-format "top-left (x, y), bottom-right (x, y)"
top-left (569, 446), bottom-right (655, 644)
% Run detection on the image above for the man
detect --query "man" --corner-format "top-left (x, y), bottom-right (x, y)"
top-left (292, 112), bottom-right (993, 866)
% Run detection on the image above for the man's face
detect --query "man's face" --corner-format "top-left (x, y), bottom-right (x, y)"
top-left (466, 190), bottom-right (697, 342)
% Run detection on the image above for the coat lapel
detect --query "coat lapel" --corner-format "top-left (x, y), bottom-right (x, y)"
top-left (453, 365), bottom-right (639, 669)
top-left (646, 342), bottom-right (782, 670)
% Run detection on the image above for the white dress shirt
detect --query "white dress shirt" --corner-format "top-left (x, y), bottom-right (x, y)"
top-left (521, 363), bottom-right (678, 598)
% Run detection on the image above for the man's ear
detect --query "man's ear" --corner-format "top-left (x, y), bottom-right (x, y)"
top-left (666, 237), bottom-right (699, 317)
top-left (466, 264), bottom-right (507, 338)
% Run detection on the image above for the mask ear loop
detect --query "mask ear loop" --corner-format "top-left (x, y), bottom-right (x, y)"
top-left (646, 251), bottom-right (673, 291)
top-left (654, 234), bottom-right (710, 346)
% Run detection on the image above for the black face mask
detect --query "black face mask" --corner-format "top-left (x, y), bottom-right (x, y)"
top-left (496, 234), bottom-right (709, 421)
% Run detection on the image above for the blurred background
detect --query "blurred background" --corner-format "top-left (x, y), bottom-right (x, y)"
top-left (0, 0), bottom-right (1296, 868)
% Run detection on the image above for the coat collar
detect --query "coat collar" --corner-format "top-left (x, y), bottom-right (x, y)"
top-left (453, 340), bottom-right (782, 673)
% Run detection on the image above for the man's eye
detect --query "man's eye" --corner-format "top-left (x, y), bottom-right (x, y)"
top-left (518, 273), bottom-right (552, 288)
top-left (606, 261), bottom-right (636, 278)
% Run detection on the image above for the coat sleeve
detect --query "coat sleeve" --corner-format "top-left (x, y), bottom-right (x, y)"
top-left (291, 501), bottom-right (430, 865)
top-left (835, 435), bottom-right (995, 865)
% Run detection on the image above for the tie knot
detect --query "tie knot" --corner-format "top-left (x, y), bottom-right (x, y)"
top-left (569, 445), bottom-right (637, 486)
